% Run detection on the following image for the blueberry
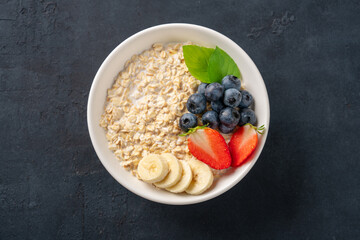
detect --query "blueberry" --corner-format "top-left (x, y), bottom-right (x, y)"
top-left (202, 111), bottom-right (220, 129)
top-left (211, 100), bottom-right (225, 113)
top-left (219, 124), bottom-right (236, 134)
top-left (205, 83), bottom-right (224, 102)
top-left (219, 107), bottom-right (240, 128)
top-left (221, 75), bottom-right (241, 91)
top-left (238, 90), bottom-right (253, 108)
top-left (238, 108), bottom-right (257, 126)
top-left (223, 88), bottom-right (242, 108)
top-left (197, 83), bottom-right (208, 95)
top-left (179, 113), bottom-right (198, 132)
top-left (186, 93), bottom-right (207, 114)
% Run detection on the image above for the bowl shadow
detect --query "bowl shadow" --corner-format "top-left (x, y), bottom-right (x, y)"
top-left (155, 123), bottom-right (306, 239)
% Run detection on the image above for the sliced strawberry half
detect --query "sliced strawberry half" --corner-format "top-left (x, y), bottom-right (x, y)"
top-left (228, 124), bottom-right (259, 167)
top-left (187, 127), bottom-right (231, 170)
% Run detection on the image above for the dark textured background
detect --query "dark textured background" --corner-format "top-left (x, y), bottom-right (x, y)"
top-left (1, 0), bottom-right (359, 239)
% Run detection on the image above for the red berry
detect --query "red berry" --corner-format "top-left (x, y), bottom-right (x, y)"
top-left (188, 128), bottom-right (231, 170)
top-left (228, 124), bottom-right (258, 167)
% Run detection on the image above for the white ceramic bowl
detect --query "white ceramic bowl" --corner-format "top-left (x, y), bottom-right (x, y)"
top-left (87, 23), bottom-right (270, 205)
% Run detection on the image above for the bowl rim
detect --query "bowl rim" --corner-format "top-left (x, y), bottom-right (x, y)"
top-left (87, 23), bottom-right (270, 205)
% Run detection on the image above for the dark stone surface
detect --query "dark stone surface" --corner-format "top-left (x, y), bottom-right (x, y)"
top-left (1, 0), bottom-right (359, 239)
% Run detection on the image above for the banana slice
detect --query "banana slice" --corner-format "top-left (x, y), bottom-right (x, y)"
top-left (137, 154), bottom-right (169, 183)
top-left (154, 153), bottom-right (182, 189)
top-left (166, 160), bottom-right (193, 193)
top-left (186, 159), bottom-right (214, 195)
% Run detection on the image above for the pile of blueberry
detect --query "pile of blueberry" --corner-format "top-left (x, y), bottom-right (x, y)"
top-left (179, 75), bottom-right (256, 134)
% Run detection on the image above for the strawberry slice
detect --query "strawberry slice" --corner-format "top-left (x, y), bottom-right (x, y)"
top-left (229, 124), bottom-right (262, 167)
top-left (186, 127), bottom-right (231, 170)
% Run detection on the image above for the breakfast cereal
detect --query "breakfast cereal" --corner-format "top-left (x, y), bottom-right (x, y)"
top-left (100, 42), bottom-right (200, 177)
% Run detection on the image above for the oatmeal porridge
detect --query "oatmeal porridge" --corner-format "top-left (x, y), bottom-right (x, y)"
top-left (100, 42), bottom-right (200, 178)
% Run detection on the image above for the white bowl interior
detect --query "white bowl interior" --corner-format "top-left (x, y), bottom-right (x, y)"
top-left (87, 23), bottom-right (270, 205)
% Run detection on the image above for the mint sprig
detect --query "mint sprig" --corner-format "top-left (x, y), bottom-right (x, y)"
top-left (182, 45), bottom-right (214, 83)
top-left (179, 124), bottom-right (209, 137)
top-left (208, 46), bottom-right (241, 83)
top-left (183, 45), bottom-right (241, 83)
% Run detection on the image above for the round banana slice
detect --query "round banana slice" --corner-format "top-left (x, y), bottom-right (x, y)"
top-left (137, 154), bottom-right (169, 183)
top-left (166, 160), bottom-right (193, 193)
top-left (185, 159), bottom-right (214, 195)
top-left (154, 153), bottom-right (182, 189)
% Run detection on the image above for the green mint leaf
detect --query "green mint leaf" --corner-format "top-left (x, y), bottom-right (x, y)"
top-left (207, 46), bottom-right (241, 83)
top-left (183, 45), bottom-right (214, 83)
